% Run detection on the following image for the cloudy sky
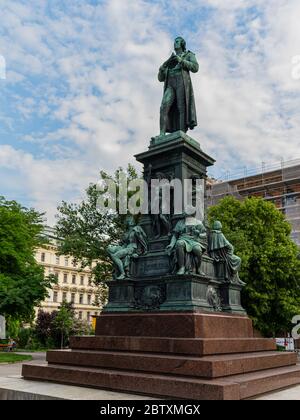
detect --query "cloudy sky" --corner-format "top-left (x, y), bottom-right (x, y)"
top-left (1, 0), bottom-right (300, 223)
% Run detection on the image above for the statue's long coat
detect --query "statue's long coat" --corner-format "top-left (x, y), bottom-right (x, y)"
top-left (158, 50), bottom-right (199, 132)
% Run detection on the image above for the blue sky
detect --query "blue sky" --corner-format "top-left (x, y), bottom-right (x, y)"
top-left (1, 0), bottom-right (300, 222)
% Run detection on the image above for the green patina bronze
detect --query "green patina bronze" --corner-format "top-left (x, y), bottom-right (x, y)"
top-left (209, 220), bottom-right (245, 286)
top-left (107, 217), bottom-right (147, 280)
top-left (166, 214), bottom-right (207, 276)
top-left (105, 38), bottom-right (246, 314)
top-left (158, 36), bottom-right (199, 136)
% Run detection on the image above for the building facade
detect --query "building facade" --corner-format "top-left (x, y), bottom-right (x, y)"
top-left (206, 159), bottom-right (300, 247)
top-left (35, 227), bottom-right (102, 324)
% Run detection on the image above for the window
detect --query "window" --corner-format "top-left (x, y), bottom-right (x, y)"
top-left (41, 252), bottom-right (45, 262)
top-left (54, 271), bottom-right (59, 280)
top-left (53, 291), bottom-right (58, 303)
top-left (56, 255), bottom-right (60, 265)
top-left (88, 277), bottom-right (92, 286)
top-left (78, 311), bottom-right (82, 320)
top-left (87, 312), bottom-right (90, 322)
top-left (87, 295), bottom-right (91, 305)
top-left (64, 257), bottom-right (69, 267)
top-left (94, 311), bottom-right (98, 316)
top-left (72, 260), bottom-right (77, 268)
top-left (63, 273), bottom-right (68, 283)
top-left (72, 274), bottom-right (76, 284)
top-left (62, 292), bottom-right (67, 301)
top-left (80, 275), bottom-right (84, 285)
top-left (285, 194), bottom-right (298, 207)
top-left (79, 294), bottom-right (84, 304)
top-left (71, 293), bottom-right (75, 303)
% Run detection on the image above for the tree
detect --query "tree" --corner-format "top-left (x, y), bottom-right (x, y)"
top-left (208, 196), bottom-right (300, 336)
top-left (52, 301), bottom-right (75, 348)
top-left (35, 309), bottom-right (57, 347)
top-left (55, 164), bottom-right (140, 285)
top-left (34, 308), bottom-right (93, 349)
top-left (0, 197), bottom-right (56, 323)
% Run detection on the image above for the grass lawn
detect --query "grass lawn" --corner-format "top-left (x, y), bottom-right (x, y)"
top-left (0, 353), bottom-right (33, 363)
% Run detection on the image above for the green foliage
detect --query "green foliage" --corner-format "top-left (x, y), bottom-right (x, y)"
top-left (0, 196), bottom-right (57, 320)
top-left (6, 317), bottom-right (20, 339)
top-left (73, 319), bottom-right (94, 336)
top-left (17, 307), bottom-right (95, 350)
top-left (35, 310), bottom-right (58, 347)
top-left (55, 164), bottom-right (140, 283)
top-left (24, 335), bottom-right (44, 351)
top-left (208, 196), bottom-right (300, 336)
top-left (18, 328), bottom-right (34, 349)
top-left (52, 301), bottom-right (76, 348)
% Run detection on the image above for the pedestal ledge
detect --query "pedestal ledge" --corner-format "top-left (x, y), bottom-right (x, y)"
top-left (95, 311), bottom-right (253, 338)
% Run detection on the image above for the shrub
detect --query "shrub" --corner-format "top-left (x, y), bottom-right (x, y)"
top-left (18, 328), bottom-right (33, 348)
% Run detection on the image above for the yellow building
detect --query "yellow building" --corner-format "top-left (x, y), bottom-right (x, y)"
top-left (35, 227), bottom-right (102, 324)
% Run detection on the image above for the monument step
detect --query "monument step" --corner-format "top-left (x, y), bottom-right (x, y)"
top-left (227, 363), bottom-right (300, 400)
top-left (70, 335), bottom-right (276, 355)
top-left (46, 349), bottom-right (296, 379)
top-left (22, 363), bottom-right (240, 400)
top-left (22, 362), bottom-right (300, 400)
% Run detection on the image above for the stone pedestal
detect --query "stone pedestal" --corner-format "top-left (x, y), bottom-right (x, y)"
top-left (95, 312), bottom-right (253, 338)
top-left (104, 273), bottom-right (245, 315)
top-left (22, 311), bottom-right (300, 400)
top-left (135, 130), bottom-right (215, 241)
top-left (103, 131), bottom-right (245, 316)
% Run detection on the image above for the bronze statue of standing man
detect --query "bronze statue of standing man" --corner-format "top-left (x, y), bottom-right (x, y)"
top-left (158, 36), bottom-right (199, 136)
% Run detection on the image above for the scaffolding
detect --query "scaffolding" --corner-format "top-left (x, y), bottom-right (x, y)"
top-left (206, 159), bottom-right (300, 247)
top-left (206, 181), bottom-right (243, 207)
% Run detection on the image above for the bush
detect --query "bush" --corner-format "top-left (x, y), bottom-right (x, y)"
top-left (16, 307), bottom-right (96, 350)
top-left (6, 318), bottom-right (20, 339)
top-left (35, 310), bottom-right (57, 347)
top-left (24, 336), bottom-right (44, 351)
top-left (72, 320), bottom-right (94, 336)
top-left (18, 328), bottom-right (33, 348)
top-left (45, 337), bottom-right (56, 349)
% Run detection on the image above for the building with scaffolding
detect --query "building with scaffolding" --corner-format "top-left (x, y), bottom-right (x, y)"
top-left (206, 159), bottom-right (300, 247)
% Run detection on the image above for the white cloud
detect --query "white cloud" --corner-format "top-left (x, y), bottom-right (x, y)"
top-left (0, 144), bottom-right (96, 221)
top-left (1, 0), bottom-right (300, 220)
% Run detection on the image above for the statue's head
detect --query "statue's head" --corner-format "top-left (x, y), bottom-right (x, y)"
top-left (125, 215), bottom-right (135, 228)
top-left (212, 220), bottom-right (222, 231)
top-left (174, 36), bottom-right (186, 52)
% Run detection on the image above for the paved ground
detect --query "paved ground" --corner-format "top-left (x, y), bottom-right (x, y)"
top-left (253, 385), bottom-right (300, 400)
top-left (0, 352), bottom-right (155, 400)
top-left (0, 352), bottom-right (299, 400)
top-left (0, 352), bottom-right (46, 377)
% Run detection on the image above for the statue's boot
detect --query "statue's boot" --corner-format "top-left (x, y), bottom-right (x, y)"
top-left (179, 112), bottom-right (186, 133)
top-left (116, 273), bottom-right (125, 280)
top-left (197, 269), bottom-right (206, 276)
top-left (196, 263), bottom-right (205, 276)
top-left (176, 267), bottom-right (185, 275)
top-left (159, 109), bottom-right (168, 137)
